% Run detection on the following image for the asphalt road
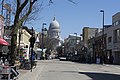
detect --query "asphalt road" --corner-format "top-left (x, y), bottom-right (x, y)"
top-left (18, 60), bottom-right (120, 80)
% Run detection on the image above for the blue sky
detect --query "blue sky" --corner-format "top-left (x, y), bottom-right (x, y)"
top-left (32, 0), bottom-right (120, 39)
top-left (3, 0), bottom-right (120, 39)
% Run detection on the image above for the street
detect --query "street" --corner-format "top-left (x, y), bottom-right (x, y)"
top-left (18, 60), bottom-right (120, 80)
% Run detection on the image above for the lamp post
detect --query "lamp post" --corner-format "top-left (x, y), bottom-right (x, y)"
top-left (31, 27), bottom-right (33, 72)
top-left (29, 27), bottom-right (35, 72)
top-left (100, 10), bottom-right (104, 64)
top-left (41, 23), bottom-right (47, 60)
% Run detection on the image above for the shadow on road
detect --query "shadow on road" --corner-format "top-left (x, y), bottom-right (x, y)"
top-left (79, 72), bottom-right (120, 80)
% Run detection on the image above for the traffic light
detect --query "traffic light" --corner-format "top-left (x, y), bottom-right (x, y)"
top-left (29, 27), bottom-right (35, 48)
top-left (29, 36), bottom-right (35, 48)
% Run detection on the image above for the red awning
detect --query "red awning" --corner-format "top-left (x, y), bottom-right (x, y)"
top-left (0, 37), bottom-right (9, 46)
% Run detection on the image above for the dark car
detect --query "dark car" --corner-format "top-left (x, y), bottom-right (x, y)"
top-left (71, 54), bottom-right (80, 62)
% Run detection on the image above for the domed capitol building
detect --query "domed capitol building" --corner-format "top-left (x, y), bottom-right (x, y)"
top-left (48, 17), bottom-right (60, 39)
top-left (48, 17), bottom-right (62, 57)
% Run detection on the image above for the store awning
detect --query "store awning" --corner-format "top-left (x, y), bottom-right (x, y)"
top-left (0, 37), bottom-right (9, 46)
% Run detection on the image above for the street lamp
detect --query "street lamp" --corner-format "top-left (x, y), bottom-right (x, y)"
top-left (41, 23), bottom-right (47, 60)
top-left (29, 27), bottom-right (35, 72)
top-left (100, 10), bottom-right (104, 64)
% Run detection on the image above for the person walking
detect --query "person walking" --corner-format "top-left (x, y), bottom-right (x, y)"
top-left (110, 55), bottom-right (114, 64)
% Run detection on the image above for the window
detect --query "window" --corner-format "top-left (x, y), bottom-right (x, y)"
top-left (113, 20), bottom-right (120, 26)
top-left (117, 29), bottom-right (120, 36)
top-left (116, 21), bottom-right (119, 25)
top-left (108, 37), bottom-right (112, 43)
top-left (113, 22), bottom-right (115, 27)
top-left (113, 29), bottom-right (120, 43)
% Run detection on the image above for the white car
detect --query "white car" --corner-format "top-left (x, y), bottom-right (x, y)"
top-left (59, 57), bottom-right (66, 61)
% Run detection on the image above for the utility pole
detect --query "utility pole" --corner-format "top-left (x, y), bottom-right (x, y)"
top-left (41, 23), bottom-right (46, 60)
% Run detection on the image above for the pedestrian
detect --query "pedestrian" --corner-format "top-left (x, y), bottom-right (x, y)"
top-left (110, 55), bottom-right (114, 64)
top-left (31, 52), bottom-right (35, 62)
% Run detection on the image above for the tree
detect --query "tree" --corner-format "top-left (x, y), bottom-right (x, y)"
top-left (10, 0), bottom-right (38, 65)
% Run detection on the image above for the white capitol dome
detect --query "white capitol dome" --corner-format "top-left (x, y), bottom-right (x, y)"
top-left (49, 17), bottom-right (60, 30)
top-left (48, 17), bottom-right (60, 39)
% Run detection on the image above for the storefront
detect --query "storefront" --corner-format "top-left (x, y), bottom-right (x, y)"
top-left (105, 50), bottom-right (112, 64)
top-left (0, 37), bottom-right (9, 63)
top-left (113, 51), bottom-right (120, 64)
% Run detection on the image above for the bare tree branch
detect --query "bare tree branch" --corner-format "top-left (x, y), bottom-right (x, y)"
top-left (32, 0), bottom-right (38, 4)
top-left (68, 0), bottom-right (78, 4)
top-left (17, 0), bottom-right (20, 8)
top-left (19, 0), bottom-right (37, 24)
top-left (14, 0), bottom-right (28, 26)
top-left (49, 0), bottom-right (53, 4)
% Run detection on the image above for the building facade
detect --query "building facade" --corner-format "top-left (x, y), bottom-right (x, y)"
top-left (64, 34), bottom-right (78, 54)
top-left (48, 17), bottom-right (61, 57)
top-left (82, 27), bottom-right (98, 47)
top-left (105, 12), bottom-right (120, 64)
top-left (82, 27), bottom-right (99, 63)
top-left (87, 12), bottom-right (120, 64)
top-left (17, 27), bottom-right (31, 48)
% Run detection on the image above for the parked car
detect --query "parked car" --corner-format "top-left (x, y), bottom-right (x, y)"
top-left (59, 56), bottom-right (67, 61)
top-left (66, 53), bottom-right (73, 61)
top-left (71, 54), bottom-right (80, 62)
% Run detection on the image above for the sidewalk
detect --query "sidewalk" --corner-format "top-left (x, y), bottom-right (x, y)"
top-left (105, 64), bottom-right (120, 70)
top-left (17, 64), bottom-right (44, 80)
top-left (17, 69), bottom-right (28, 78)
